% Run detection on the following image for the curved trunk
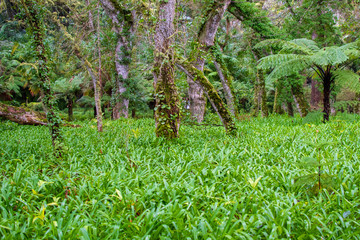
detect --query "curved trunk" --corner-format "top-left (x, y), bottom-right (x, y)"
top-left (213, 56), bottom-right (238, 118)
top-left (187, 0), bottom-right (231, 122)
top-left (176, 61), bottom-right (236, 135)
top-left (153, 0), bottom-right (180, 138)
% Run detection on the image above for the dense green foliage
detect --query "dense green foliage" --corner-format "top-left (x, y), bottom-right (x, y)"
top-left (1, 115), bottom-right (360, 239)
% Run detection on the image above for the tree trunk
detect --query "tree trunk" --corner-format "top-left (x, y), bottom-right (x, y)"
top-left (323, 76), bottom-right (331, 122)
top-left (23, 0), bottom-right (63, 155)
top-left (176, 60), bottom-right (237, 135)
top-left (287, 101), bottom-right (294, 117)
top-left (213, 55), bottom-right (238, 118)
top-left (95, 0), bottom-right (103, 132)
top-left (273, 81), bottom-right (282, 114)
top-left (67, 96), bottom-right (73, 121)
top-left (153, 0), bottom-right (181, 139)
top-left (310, 78), bottom-right (322, 109)
top-left (187, 0), bottom-right (231, 122)
top-left (100, 0), bottom-right (134, 119)
top-left (257, 69), bottom-right (269, 117)
top-left (0, 102), bottom-right (47, 125)
top-left (291, 82), bottom-right (309, 117)
top-left (252, 81), bottom-right (260, 116)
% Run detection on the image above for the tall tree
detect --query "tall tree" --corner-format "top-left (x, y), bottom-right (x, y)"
top-left (153, 0), bottom-right (181, 138)
top-left (187, 0), bottom-right (231, 122)
top-left (21, 0), bottom-right (63, 155)
top-left (100, 0), bottom-right (135, 119)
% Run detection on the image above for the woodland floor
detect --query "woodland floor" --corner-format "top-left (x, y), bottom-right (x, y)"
top-left (0, 114), bottom-right (360, 239)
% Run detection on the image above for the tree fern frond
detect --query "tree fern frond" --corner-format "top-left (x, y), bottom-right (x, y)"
top-left (334, 69), bottom-right (360, 93)
top-left (266, 56), bottom-right (311, 80)
top-left (311, 47), bottom-right (348, 66)
top-left (289, 39), bottom-right (319, 51)
top-left (258, 54), bottom-right (305, 70)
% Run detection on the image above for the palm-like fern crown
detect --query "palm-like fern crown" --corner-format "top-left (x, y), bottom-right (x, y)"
top-left (255, 38), bottom-right (360, 91)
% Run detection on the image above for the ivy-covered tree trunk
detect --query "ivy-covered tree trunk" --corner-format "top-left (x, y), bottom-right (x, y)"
top-left (287, 101), bottom-right (294, 117)
top-left (176, 60), bottom-right (237, 135)
top-left (22, 0), bottom-right (63, 155)
top-left (153, 0), bottom-right (180, 138)
top-left (291, 82), bottom-right (309, 117)
top-left (100, 0), bottom-right (134, 119)
top-left (187, 0), bottom-right (231, 122)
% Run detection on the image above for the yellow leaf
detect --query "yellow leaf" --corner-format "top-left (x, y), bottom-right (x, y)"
top-left (31, 189), bottom-right (44, 197)
top-left (248, 176), bottom-right (262, 188)
top-left (110, 189), bottom-right (123, 201)
top-left (33, 206), bottom-right (46, 223)
top-left (38, 180), bottom-right (54, 188)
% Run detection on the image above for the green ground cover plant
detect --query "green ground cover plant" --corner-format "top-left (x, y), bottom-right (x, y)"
top-left (1, 115), bottom-right (360, 239)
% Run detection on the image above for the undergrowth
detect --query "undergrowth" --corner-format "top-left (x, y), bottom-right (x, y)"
top-left (0, 115), bottom-right (360, 239)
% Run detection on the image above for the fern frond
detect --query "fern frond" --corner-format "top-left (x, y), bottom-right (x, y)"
top-left (266, 56), bottom-right (311, 80)
top-left (258, 54), bottom-right (302, 70)
top-left (289, 39), bottom-right (319, 52)
top-left (334, 69), bottom-right (360, 93)
top-left (311, 47), bottom-right (348, 66)
top-left (282, 40), bottom-right (317, 55)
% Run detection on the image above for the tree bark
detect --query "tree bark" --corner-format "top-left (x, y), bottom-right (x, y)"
top-left (291, 82), bottom-right (309, 117)
top-left (176, 60), bottom-right (236, 135)
top-left (153, 0), bottom-right (181, 139)
top-left (100, 0), bottom-right (134, 119)
top-left (310, 78), bottom-right (322, 109)
top-left (67, 96), bottom-right (73, 121)
top-left (287, 101), bottom-right (294, 117)
top-left (257, 69), bottom-right (269, 117)
top-left (273, 81), bottom-right (283, 114)
top-left (187, 0), bottom-right (231, 122)
top-left (323, 76), bottom-right (331, 122)
top-left (0, 102), bottom-right (47, 125)
top-left (23, 0), bottom-right (63, 155)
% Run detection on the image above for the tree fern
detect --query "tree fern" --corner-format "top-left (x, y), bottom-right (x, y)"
top-left (334, 69), bottom-right (360, 93)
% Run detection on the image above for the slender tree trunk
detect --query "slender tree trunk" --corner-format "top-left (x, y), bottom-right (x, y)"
top-left (252, 81), bottom-right (260, 116)
top-left (99, 0), bottom-right (134, 119)
top-left (5, 0), bottom-right (16, 20)
top-left (67, 96), bottom-right (73, 121)
top-left (86, 0), bottom-right (94, 31)
top-left (213, 57), bottom-right (238, 118)
top-left (257, 69), bottom-right (268, 117)
top-left (153, 0), bottom-right (180, 138)
top-left (22, 0), bottom-right (63, 156)
top-left (187, 0), bottom-right (231, 122)
top-left (176, 60), bottom-right (237, 135)
top-left (94, 0), bottom-right (103, 132)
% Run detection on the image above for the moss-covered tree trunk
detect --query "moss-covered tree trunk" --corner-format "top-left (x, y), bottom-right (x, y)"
top-left (100, 0), bottom-right (134, 119)
top-left (257, 69), bottom-right (269, 117)
top-left (291, 82), bottom-right (309, 117)
top-left (273, 81), bottom-right (283, 114)
top-left (153, 0), bottom-right (180, 139)
top-left (187, 0), bottom-right (231, 122)
top-left (22, 0), bottom-right (63, 155)
top-left (176, 60), bottom-right (237, 135)
top-left (0, 102), bottom-right (47, 125)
